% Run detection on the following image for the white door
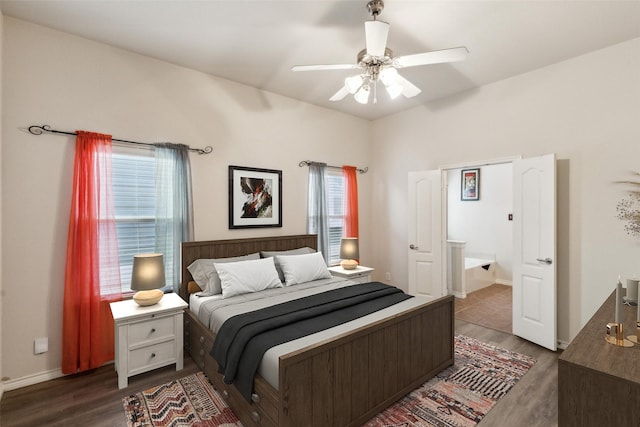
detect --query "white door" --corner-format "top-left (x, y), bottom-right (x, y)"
top-left (408, 170), bottom-right (443, 298)
top-left (512, 154), bottom-right (557, 351)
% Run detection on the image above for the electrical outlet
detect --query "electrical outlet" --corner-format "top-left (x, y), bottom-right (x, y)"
top-left (34, 337), bottom-right (48, 355)
top-left (385, 272), bottom-right (391, 281)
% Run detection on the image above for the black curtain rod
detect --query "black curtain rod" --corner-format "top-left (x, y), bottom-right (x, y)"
top-left (298, 160), bottom-right (368, 174)
top-left (28, 124), bottom-right (213, 155)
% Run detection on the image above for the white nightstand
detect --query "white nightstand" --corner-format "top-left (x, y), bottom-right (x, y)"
top-left (328, 265), bottom-right (375, 284)
top-left (110, 292), bottom-right (188, 389)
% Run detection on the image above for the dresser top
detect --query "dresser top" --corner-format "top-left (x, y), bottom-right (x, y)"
top-left (559, 289), bottom-right (640, 383)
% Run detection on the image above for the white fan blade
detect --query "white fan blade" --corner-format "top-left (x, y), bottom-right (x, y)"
top-left (393, 47), bottom-right (469, 68)
top-left (365, 20), bottom-right (389, 57)
top-left (329, 86), bottom-right (350, 102)
top-left (396, 74), bottom-right (422, 98)
top-left (292, 64), bottom-right (359, 72)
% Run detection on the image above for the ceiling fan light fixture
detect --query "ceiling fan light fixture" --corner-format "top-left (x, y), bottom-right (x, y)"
top-left (354, 84), bottom-right (370, 104)
top-left (379, 67), bottom-right (398, 86)
top-left (345, 75), bottom-right (364, 94)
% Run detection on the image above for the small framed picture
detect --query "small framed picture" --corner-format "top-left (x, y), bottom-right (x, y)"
top-left (229, 165), bottom-right (282, 229)
top-left (461, 168), bottom-right (480, 201)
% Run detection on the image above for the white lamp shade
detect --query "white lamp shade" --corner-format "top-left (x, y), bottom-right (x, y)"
top-left (379, 67), bottom-right (398, 86)
top-left (340, 238), bottom-right (360, 260)
top-left (345, 75), bottom-right (364, 94)
top-left (354, 85), bottom-right (370, 104)
top-left (131, 254), bottom-right (165, 291)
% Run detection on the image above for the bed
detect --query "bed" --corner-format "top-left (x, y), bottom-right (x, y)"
top-left (179, 234), bottom-right (454, 427)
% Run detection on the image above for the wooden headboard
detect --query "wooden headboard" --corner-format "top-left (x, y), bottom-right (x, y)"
top-left (179, 234), bottom-right (318, 301)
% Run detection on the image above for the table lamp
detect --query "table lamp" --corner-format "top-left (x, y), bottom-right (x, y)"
top-left (131, 253), bottom-right (165, 306)
top-left (340, 237), bottom-right (359, 270)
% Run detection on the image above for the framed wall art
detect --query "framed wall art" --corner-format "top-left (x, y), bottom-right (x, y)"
top-left (229, 165), bottom-right (282, 229)
top-left (461, 168), bottom-right (480, 201)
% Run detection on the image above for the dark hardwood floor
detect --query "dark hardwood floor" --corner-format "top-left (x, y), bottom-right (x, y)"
top-left (0, 358), bottom-right (200, 427)
top-left (0, 320), bottom-right (558, 427)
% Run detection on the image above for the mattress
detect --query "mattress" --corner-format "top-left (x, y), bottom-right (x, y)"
top-left (190, 277), bottom-right (435, 389)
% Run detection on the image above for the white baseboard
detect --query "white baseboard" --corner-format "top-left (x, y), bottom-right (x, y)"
top-left (2, 368), bottom-right (65, 392)
top-left (453, 291), bottom-right (467, 299)
top-left (557, 340), bottom-right (569, 350)
top-left (495, 279), bottom-right (513, 286)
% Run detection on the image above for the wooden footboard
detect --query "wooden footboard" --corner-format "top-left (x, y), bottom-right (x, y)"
top-left (184, 294), bottom-right (454, 427)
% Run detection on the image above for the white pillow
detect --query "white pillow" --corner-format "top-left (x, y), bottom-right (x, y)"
top-left (215, 257), bottom-right (283, 298)
top-left (276, 252), bottom-right (332, 286)
top-left (260, 247), bottom-right (315, 282)
top-left (187, 253), bottom-right (260, 296)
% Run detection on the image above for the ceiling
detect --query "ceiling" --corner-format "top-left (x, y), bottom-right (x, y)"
top-left (2, 1), bottom-right (639, 121)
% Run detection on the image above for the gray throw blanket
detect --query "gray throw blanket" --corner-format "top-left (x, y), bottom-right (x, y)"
top-left (210, 281), bottom-right (413, 401)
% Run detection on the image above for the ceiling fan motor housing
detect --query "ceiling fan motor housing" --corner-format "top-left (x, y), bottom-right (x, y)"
top-left (357, 47), bottom-right (393, 81)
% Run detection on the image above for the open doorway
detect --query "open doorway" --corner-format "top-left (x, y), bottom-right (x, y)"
top-left (444, 161), bottom-right (514, 334)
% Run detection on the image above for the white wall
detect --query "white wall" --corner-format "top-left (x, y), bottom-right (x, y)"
top-left (370, 37), bottom-right (640, 345)
top-left (0, 17), bottom-right (371, 385)
top-left (447, 163), bottom-right (513, 283)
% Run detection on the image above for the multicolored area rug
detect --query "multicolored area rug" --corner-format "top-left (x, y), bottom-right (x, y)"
top-left (122, 371), bottom-right (241, 427)
top-left (364, 334), bottom-right (536, 427)
top-left (122, 335), bottom-right (535, 427)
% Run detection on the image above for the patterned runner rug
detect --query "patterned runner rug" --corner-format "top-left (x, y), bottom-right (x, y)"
top-left (122, 335), bottom-right (535, 427)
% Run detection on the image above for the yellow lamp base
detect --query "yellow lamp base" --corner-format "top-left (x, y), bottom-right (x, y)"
top-left (133, 289), bottom-right (164, 306)
top-left (340, 259), bottom-right (358, 270)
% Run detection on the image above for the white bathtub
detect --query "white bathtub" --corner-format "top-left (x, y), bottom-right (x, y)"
top-left (463, 257), bottom-right (496, 295)
top-left (447, 241), bottom-right (496, 298)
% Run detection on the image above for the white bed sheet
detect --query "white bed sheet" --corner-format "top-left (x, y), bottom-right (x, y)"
top-left (190, 278), bottom-right (436, 390)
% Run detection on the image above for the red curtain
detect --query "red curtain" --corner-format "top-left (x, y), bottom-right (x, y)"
top-left (343, 166), bottom-right (359, 238)
top-left (62, 131), bottom-right (122, 374)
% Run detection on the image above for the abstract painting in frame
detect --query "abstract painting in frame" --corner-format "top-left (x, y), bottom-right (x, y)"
top-left (229, 165), bottom-right (282, 228)
top-left (461, 168), bottom-right (480, 201)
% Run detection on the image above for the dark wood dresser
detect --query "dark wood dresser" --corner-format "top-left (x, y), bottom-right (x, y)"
top-left (558, 290), bottom-right (640, 426)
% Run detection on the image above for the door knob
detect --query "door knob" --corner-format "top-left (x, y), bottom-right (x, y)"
top-left (536, 258), bottom-right (553, 265)
top-left (409, 244), bottom-right (419, 250)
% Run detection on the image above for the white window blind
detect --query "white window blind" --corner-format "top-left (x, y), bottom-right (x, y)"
top-left (326, 169), bottom-right (345, 265)
top-left (111, 147), bottom-right (171, 293)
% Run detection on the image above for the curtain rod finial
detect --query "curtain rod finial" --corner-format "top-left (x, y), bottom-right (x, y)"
top-left (196, 146), bottom-right (213, 155)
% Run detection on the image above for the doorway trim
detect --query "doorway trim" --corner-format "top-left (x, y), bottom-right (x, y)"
top-left (438, 155), bottom-right (521, 295)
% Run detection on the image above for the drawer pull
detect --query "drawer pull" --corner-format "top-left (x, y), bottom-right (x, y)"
top-left (150, 328), bottom-right (156, 333)
top-left (251, 393), bottom-right (260, 403)
top-left (199, 336), bottom-right (204, 344)
top-left (151, 352), bottom-right (156, 358)
top-left (222, 390), bottom-right (229, 399)
top-left (251, 411), bottom-right (260, 422)
top-left (199, 349), bottom-right (204, 356)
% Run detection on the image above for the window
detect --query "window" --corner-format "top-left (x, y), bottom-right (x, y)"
top-left (111, 146), bottom-right (172, 293)
top-left (326, 169), bottom-right (345, 265)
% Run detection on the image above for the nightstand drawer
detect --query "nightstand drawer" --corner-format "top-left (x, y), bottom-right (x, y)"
top-left (129, 340), bottom-right (176, 372)
top-left (129, 316), bottom-right (175, 345)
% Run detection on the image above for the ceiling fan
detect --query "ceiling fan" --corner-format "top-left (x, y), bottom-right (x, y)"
top-left (291, 0), bottom-right (468, 104)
